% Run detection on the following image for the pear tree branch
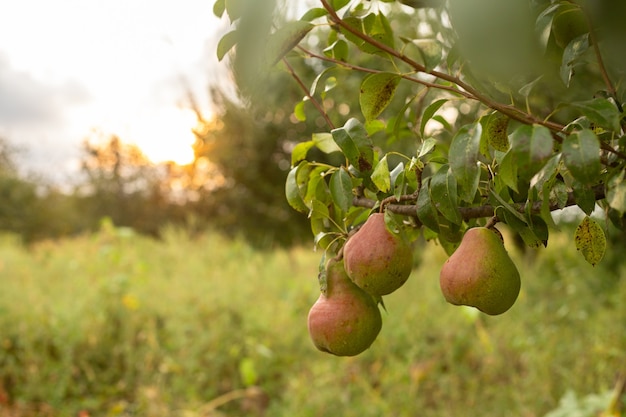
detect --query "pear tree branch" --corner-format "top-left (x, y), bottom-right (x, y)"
top-left (318, 0), bottom-right (566, 133)
top-left (352, 184), bottom-right (606, 226)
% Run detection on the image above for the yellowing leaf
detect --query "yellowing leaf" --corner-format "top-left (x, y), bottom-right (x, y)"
top-left (574, 216), bottom-right (606, 266)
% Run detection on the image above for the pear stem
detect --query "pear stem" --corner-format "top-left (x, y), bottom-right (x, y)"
top-left (485, 216), bottom-right (498, 229)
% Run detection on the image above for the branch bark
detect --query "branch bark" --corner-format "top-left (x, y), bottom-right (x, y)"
top-left (352, 184), bottom-right (606, 225)
top-left (318, 0), bottom-right (566, 133)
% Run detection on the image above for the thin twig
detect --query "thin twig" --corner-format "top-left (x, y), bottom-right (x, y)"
top-left (318, 0), bottom-right (566, 133)
top-left (297, 45), bottom-right (476, 100)
top-left (282, 57), bottom-right (335, 130)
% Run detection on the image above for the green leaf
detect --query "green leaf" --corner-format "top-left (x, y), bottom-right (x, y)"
top-left (213, 0), bottom-right (226, 18)
top-left (490, 189), bottom-right (527, 224)
top-left (341, 13), bottom-right (394, 55)
top-left (329, 168), bottom-right (353, 213)
top-left (449, 123), bottom-right (482, 202)
top-left (331, 118), bottom-right (374, 173)
top-left (391, 162), bottom-right (406, 201)
top-left (530, 154), bottom-right (561, 195)
top-left (300, 7), bottom-right (328, 21)
top-left (310, 201), bottom-right (334, 249)
top-left (323, 39), bottom-right (349, 61)
top-left (606, 170), bottom-right (626, 214)
top-left (549, 180), bottom-right (569, 209)
top-left (359, 73), bottom-right (401, 121)
top-left (239, 357), bottom-right (258, 387)
top-left (498, 151), bottom-right (519, 192)
top-left (309, 67), bottom-right (335, 97)
top-left (371, 155), bottom-right (391, 192)
top-left (569, 98), bottom-right (622, 133)
top-left (291, 140), bottom-right (315, 166)
top-left (418, 138), bottom-right (437, 158)
top-left (519, 75), bottom-right (544, 99)
top-left (508, 124), bottom-right (554, 182)
top-left (312, 132), bottom-right (341, 154)
top-left (365, 119), bottom-right (386, 136)
top-left (405, 39), bottom-right (443, 72)
top-left (216, 30), bottom-right (238, 61)
top-left (265, 21), bottom-right (314, 67)
top-left (562, 129), bottom-right (601, 185)
top-left (482, 112), bottom-right (510, 152)
top-left (560, 34), bottom-right (589, 87)
top-left (416, 178), bottom-right (440, 233)
top-left (304, 166), bottom-right (330, 209)
top-left (572, 181), bottom-right (596, 215)
top-left (574, 216), bottom-right (606, 266)
top-left (420, 99), bottom-right (447, 137)
top-left (293, 100), bottom-right (306, 122)
top-left (331, 0), bottom-right (351, 11)
top-left (496, 207), bottom-right (545, 248)
top-left (285, 164), bottom-right (308, 213)
top-left (224, 0), bottom-right (246, 22)
top-left (429, 165), bottom-right (462, 225)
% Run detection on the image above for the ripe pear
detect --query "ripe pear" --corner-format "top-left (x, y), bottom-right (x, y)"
top-left (343, 213), bottom-right (413, 296)
top-left (307, 258), bottom-right (382, 356)
top-left (439, 227), bottom-right (521, 316)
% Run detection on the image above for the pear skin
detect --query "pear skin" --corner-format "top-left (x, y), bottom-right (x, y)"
top-left (439, 227), bottom-right (521, 315)
top-left (307, 258), bottom-right (382, 356)
top-left (343, 213), bottom-right (413, 296)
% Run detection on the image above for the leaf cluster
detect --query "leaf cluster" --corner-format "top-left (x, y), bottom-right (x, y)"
top-left (216, 0), bottom-right (626, 266)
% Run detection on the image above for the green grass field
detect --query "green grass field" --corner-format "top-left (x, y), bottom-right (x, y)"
top-left (0, 222), bottom-right (624, 416)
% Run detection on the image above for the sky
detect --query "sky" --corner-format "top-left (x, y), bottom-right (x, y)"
top-left (0, 0), bottom-right (231, 182)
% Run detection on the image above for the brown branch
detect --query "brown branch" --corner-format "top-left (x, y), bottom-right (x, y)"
top-left (318, 0), bottom-right (566, 133)
top-left (353, 184), bottom-right (606, 225)
top-left (297, 45), bottom-right (477, 100)
top-left (282, 57), bottom-right (335, 130)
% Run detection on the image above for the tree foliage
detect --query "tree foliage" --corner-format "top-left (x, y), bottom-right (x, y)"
top-left (218, 0), bottom-right (626, 265)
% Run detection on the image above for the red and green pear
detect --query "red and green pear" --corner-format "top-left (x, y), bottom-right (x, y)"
top-left (307, 257), bottom-right (382, 356)
top-left (343, 213), bottom-right (413, 296)
top-left (439, 227), bottom-right (521, 316)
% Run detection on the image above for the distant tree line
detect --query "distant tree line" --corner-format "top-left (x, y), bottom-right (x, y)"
top-left (0, 119), bottom-right (313, 248)
top-left (0, 94), bottom-right (317, 247)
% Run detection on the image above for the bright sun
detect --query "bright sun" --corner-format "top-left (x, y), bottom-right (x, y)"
top-left (128, 107), bottom-right (199, 166)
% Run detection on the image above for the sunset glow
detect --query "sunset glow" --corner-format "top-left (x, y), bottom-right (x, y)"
top-left (127, 107), bottom-right (199, 166)
top-left (0, 0), bottom-right (225, 177)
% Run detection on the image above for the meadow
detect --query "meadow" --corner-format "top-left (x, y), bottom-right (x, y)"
top-left (0, 221), bottom-right (624, 416)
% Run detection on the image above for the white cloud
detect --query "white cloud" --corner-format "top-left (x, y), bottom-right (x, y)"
top-left (0, 0), bottom-right (227, 180)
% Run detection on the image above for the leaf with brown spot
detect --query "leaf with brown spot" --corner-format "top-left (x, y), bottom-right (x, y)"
top-left (485, 112), bottom-right (510, 152)
top-left (359, 72), bottom-right (401, 121)
top-left (574, 216), bottom-right (606, 266)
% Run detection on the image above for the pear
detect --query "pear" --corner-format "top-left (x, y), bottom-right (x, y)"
top-left (439, 227), bottom-right (521, 316)
top-left (343, 213), bottom-right (413, 296)
top-left (307, 258), bottom-right (382, 356)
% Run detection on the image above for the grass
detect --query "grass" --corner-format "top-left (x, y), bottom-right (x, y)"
top-left (0, 222), bottom-right (624, 416)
